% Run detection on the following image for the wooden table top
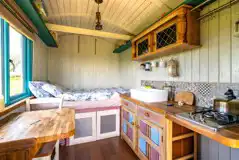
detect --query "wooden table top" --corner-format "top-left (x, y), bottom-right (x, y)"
top-left (0, 108), bottom-right (75, 144)
top-left (121, 94), bottom-right (239, 148)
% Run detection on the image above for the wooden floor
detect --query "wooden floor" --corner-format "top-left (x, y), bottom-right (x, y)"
top-left (60, 137), bottom-right (138, 160)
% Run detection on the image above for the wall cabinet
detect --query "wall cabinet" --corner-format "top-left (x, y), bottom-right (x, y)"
top-left (121, 97), bottom-right (197, 160)
top-left (132, 5), bottom-right (200, 61)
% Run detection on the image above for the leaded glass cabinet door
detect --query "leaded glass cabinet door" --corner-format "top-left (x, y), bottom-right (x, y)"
top-left (136, 35), bottom-right (152, 57)
top-left (121, 106), bottom-right (137, 150)
top-left (154, 23), bottom-right (177, 52)
top-left (137, 118), bottom-right (164, 160)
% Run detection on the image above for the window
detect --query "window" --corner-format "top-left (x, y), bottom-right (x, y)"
top-left (9, 26), bottom-right (24, 96)
top-left (1, 18), bottom-right (33, 106)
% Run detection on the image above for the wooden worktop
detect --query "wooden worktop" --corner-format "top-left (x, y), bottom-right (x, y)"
top-left (0, 108), bottom-right (75, 144)
top-left (120, 94), bottom-right (196, 115)
top-left (121, 94), bottom-right (239, 148)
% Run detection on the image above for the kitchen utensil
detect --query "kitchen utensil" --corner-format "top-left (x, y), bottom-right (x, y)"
top-left (213, 88), bottom-right (239, 114)
top-left (175, 91), bottom-right (194, 105)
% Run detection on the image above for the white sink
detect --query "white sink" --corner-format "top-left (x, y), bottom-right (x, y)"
top-left (130, 88), bottom-right (168, 103)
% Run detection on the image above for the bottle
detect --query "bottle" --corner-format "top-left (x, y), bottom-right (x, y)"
top-left (0, 95), bottom-right (5, 111)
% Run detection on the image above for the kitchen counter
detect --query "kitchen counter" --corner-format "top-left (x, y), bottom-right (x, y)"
top-left (121, 94), bottom-right (239, 148)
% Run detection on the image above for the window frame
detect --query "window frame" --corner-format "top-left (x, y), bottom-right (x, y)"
top-left (1, 18), bottom-right (33, 106)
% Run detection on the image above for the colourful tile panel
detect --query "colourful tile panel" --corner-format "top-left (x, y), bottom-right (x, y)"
top-left (150, 146), bottom-right (160, 160)
top-left (127, 126), bottom-right (133, 141)
top-left (123, 121), bottom-right (127, 134)
top-left (140, 120), bottom-right (148, 136)
top-left (150, 127), bottom-right (160, 146)
top-left (139, 137), bottom-right (147, 156)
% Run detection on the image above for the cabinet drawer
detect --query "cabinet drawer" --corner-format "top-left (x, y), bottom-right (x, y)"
top-left (138, 106), bottom-right (165, 127)
top-left (121, 99), bottom-right (137, 112)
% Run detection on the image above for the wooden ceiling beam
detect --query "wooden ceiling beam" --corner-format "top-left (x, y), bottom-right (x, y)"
top-left (46, 23), bottom-right (133, 40)
top-left (47, 13), bottom-right (136, 35)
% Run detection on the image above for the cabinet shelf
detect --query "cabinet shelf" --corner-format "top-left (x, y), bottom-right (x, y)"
top-left (172, 132), bottom-right (194, 142)
top-left (174, 154), bottom-right (194, 160)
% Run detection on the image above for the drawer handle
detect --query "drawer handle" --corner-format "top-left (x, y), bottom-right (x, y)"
top-left (144, 112), bottom-right (150, 117)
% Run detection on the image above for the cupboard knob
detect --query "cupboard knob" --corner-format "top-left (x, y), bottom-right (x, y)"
top-left (144, 112), bottom-right (150, 117)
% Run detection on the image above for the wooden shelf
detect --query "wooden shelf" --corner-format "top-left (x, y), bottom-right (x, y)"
top-left (174, 154), bottom-right (194, 160)
top-left (172, 132), bottom-right (194, 142)
top-left (34, 141), bottom-right (56, 158)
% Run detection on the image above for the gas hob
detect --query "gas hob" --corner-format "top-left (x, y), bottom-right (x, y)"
top-left (176, 107), bottom-right (239, 132)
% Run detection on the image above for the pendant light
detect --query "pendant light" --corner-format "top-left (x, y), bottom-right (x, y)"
top-left (95, 0), bottom-right (103, 30)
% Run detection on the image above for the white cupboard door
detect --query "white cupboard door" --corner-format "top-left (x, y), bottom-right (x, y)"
top-left (97, 109), bottom-right (120, 140)
top-left (70, 112), bottom-right (97, 145)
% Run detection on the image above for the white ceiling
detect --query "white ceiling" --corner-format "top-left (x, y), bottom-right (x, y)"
top-left (43, 0), bottom-right (184, 36)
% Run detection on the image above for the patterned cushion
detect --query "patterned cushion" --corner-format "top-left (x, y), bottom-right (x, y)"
top-left (42, 83), bottom-right (64, 97)
top-left (60, 92), bottom-right (78, 101)
top-left (28, 81), bottom-right (53, 98)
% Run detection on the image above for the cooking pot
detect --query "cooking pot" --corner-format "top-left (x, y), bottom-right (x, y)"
top-left (213, 99), bottom-right (239, 115)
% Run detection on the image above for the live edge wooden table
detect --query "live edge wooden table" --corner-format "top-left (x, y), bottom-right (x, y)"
top-left (0, 108), bottom-right (75, 160)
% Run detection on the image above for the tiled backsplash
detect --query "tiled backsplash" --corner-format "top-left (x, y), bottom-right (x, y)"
top-left (141, 80), bottom-right (239, 107)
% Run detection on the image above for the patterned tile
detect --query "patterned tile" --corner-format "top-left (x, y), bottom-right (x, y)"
top-left (142, 80), bottom-right (239, 108)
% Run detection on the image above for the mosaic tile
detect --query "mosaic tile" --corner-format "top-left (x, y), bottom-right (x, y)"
top-left (142, 80), bottom-right (239, 108)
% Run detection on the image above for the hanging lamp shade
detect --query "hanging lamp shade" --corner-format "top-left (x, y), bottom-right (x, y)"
top-left (95, 0), bottom-right (103, 30)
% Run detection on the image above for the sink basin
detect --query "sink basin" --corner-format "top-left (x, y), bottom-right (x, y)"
top-left (130, 88), bottom-right (168, 103)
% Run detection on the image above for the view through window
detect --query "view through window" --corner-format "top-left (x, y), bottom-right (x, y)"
top-left (9, 26), bottom-right (24, 96)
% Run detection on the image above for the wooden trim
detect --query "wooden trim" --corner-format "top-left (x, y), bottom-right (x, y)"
top-left (2, 0), bottom-right (38, 33)
top-left (122, 105), bottom-right (136, 114)
top-left (174, 154), bottom-right (194, 160)
top-left (0, 96), bottom-right (34, 117)
top-left (46, 23), bottom-right (133, 40)
top-left (172, 132), bottom-right (194, 142)
top-left (132, 43), bottom-right (200, 62)
top-left (166, 119), bottom-right (173, 160)
top-left (193, 133), bottom-right (197, 160)
top-left (34, 141), bottom-right (56, 158)
top-left (0, 3), bottom-right (35, 40)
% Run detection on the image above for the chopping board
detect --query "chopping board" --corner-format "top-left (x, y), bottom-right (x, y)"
top-left (175, 91), bottom-right (194, 105)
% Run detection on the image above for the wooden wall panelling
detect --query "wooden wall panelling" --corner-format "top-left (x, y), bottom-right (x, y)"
top-left (219, 143), bottom-right (231, 160)
top-left (199, 6), bottom-right (209, 82)
top-left (48, 35), bottom-right (120, 90)
top-left (191, 49), bottom-right (200, 82)
top-left (199, 136), bottom-right (210, 160)
top-left (219, 0), bottom-right (231, 83)
top-left (209, 140), bottom-right (219, 160)
top-left (231, 148), bottom-right (239, 160)
top-left (184, 50), bottom-right (192, 82)
top-left (178, 53), bottom-right (185, 82)
top-left (208, 0), bottom-right (219, 83)
top-left (231, 1), bottom-right (239, 83)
